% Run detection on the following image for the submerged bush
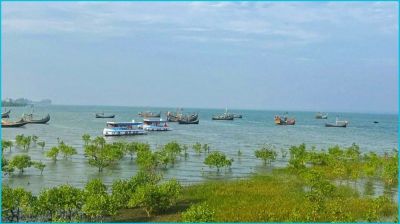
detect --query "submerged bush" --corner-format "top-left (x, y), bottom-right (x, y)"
top-left (204, 151), bottom-right (233, 172)
top-left (255, 145), bottom-right (277, 165)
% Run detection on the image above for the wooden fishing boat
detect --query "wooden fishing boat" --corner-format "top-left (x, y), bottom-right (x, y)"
top-left (96, 113), bottom-right (115, 118)
top-left (315, 112), bottom-right (328, 119)
top-left (178, 118), bottom-right (199, 124)
top-left (212, 108), bottom-right (234, 120)
top-left (1, 119), bottom-right (28, 128)
top-left (233, 114), bottom-right (242, 118)
top-left (22, 114), bottom-right (50, 124)
top-left (274, 115), bottom-right (295, 125)
top-left (2, 110), bottom-right (11, 118)
top-left (212, 114), bottom-right (234, 120)
top-left (325, 119), bottom-right (348, 128)
top-left (138, 111), bottom-right (161, 118)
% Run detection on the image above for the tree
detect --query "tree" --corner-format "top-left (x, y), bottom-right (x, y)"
top-left (111, 171), bottom-right (162, 209)
top-left (288, 144), bottom-right (308, 171)
top-left (92, 136), bottom-right (106, 148)
top-left (158, 141), bottom-right (183, 167)
top-left (2, 140), bottom-right (13, 152)
top-left (2, 186), bottom-right (35, 222)
top-left (204, 151), bottom-right (233, 172)
top-left (31, 135), bottom-right (39, 145)
top-left (82, 134), bottom-right (91, 146)
top-left (2, 158), bottom-right (15, 176)
top-left (32, 161), bottom-right (46, 175)
top-left (136, 147), bottom-right (158, 171)
top-left (9, 154), bottom-right (32, 173)
top-left (82, 179), bottom-right (117, 221)
top-left (35, 184), bottom-right (84, 221)
top-left (37, 141), bottom-right (46, 150)
top-left (255, 146), bottom-right (277, 165)
top-left (193, 142), bottom-right (202, 154)
top-left (84, 142), bottom-right (124, 172)
top-left (182, 144), bottom-right (189, 159)
top-left (128, 179), bottom-right (181, 217)
top-left (202, 144), bottom-right (210, 153)
top-left (181, 203), bottom-right (215, 222)
top-left (46, 147), bottom-right (60, 161)
top-left (59, 142), bottom-right (77, 159)
top-left (15, 135), bottom-right (31, 150)
top-left (125, 142), bottom-right (138, 160)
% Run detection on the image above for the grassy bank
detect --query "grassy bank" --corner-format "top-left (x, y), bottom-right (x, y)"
top-left (111, 169), bottom-right (398, 222)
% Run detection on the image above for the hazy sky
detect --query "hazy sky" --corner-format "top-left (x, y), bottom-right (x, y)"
top-left (2, 2), bottom-right (398, 113)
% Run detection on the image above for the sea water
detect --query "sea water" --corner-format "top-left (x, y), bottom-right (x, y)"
top-left (1, 105), bottom-right (397, 194)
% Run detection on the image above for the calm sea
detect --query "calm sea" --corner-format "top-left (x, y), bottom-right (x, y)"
top-left (2, 105), bottom-right (398, 194)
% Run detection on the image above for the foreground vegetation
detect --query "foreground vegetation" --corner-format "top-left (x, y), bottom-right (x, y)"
top-left (2, 136), bottom-right (398, 222)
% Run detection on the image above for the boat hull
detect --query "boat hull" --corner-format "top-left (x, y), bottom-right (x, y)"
top-left (2, 110), bottom-right (11, 118)
top-left (2, 120), bottom-right (28, 128)
top-left (143, 126), bottom-right (171, 131)
top-left (103, 129), bottom-right (147, 136)
top-left (96, 114), bottom-right (115, 118)
top-left (23, 114), bottom-right (50, 124)
top-left (178, 119), bottom-right (199, 124)
top-left (325, 123), bottom-right (347, 128)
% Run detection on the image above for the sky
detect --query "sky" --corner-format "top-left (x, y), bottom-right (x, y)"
top-left (1, 2), bottom-right (398, 113)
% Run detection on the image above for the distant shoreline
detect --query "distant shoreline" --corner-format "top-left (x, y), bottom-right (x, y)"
top-left (37, 104), bottom-right (398, 116)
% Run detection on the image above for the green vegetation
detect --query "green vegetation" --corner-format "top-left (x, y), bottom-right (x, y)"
top-left (255, 145), bottom-right (277, 165)
top-left (192, 142), bottom-right (202, 154)
top-left (82, 134), bottom-right (91, 146)
top-left (9, 155), bottom-right (32, 173)
top-left (37, 141), bottom-right (46, 150)
top-left (2, 140), bottom-right (13, 152)
top-left (128, 179), bottom-right (181, 217)
top-left (84, 137), bottom-right (124, 172)
top-left (2, 139), bottom-right (398, 222)
top-left (181, 203), bottom-right (215, 222)
top-left (31, 135), bottom-right (39, 145)
top-left (32, 161), bottom-right (46, 175)
top-left (46, 147), bottom-right (60, 161)
top-left (204, 151), bottom-right (233, 172)
top-left (58, 142), bottom-right (77, 159)
top-left (15, 134), bottom-right (32, 150)
top-left (136, 146), bottom-right (158, 171)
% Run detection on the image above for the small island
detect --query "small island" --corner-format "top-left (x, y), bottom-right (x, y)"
top-left (2, 98), bottom-right (51, 107)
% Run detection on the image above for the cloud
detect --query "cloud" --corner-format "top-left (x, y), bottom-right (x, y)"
top-left (2, 2), bottom-right (398, 47)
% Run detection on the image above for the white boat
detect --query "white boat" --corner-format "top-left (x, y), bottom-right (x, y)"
top-left (140, 118), bottom-right (171, 131)
top-left (103, 120), bottom-right (147, 136)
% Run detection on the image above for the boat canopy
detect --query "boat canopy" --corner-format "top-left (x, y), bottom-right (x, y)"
top-left (106, 121), bottom-right (142, 126)
top-left (143, 118), bottom-right (165, 122)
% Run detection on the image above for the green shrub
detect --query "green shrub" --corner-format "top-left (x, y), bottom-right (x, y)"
top-left (181, 203), bottom-right (215, 222)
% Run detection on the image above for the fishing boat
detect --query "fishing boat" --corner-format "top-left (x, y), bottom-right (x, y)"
top-left (22, 113), bottom-right (50, 124)
top-left (233, 114), bottom-right (243, 118)
top-left (140, 118), bottom-right (171, 131)
top-left (103, 121), bottom-right (146, 136)
top-left (178, 118), bottom-right (199, 124)
top-left (95, 113), bottom-right (115, 118)
top-left (315, 112), bottom-right (328, 119)
top-left (1, 119), bottom-right (28, 128)
top-left (2, 109), bottom-right (11, 118)
top-left (138, 111), bottom-right (161, 118)
top-left (212, 108), bottom-right (234, 120)
top-left (274, 115), bottom-right (295, 125)
top-left (325, 118), bottom-right (348, 128)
